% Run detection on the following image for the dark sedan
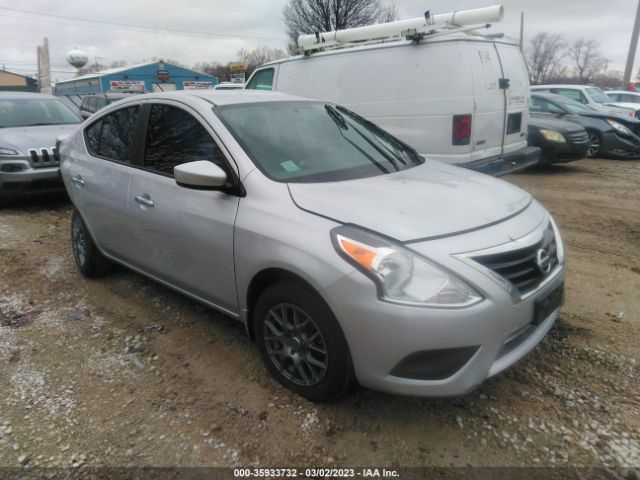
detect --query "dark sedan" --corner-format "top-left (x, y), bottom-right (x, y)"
top-left (528, 116), bottom-right (589, 164)
top-left (531, 92), bottom-right (640, 159)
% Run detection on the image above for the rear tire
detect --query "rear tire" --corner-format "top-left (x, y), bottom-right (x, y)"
top-left (71, 209), bottom-right (111, 278)
top-left (254, 282), bottom-right (354, 402)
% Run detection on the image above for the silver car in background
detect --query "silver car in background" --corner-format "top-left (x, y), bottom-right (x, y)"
top-left (0, 92), bottom-right (82, 206)
top-left (59, 91), bottom-right (565, 402)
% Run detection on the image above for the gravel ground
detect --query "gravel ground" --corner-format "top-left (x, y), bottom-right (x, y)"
top-left (0, 158), bottom-right (638, 478)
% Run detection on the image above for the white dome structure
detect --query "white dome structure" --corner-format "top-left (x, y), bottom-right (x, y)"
top-left (66, 49), bottom-right (88, 69)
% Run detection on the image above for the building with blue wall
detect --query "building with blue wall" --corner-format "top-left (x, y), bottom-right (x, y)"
top-left (55, 60), bottom-right (218, 106)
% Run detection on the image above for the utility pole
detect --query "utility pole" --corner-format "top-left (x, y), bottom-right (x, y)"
top-left (519, 11), bottom-right (524, 53)
top-left (623, 0), bottom-right (640, 87)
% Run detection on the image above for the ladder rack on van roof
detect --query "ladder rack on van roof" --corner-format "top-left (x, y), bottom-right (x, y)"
top-left (297, 4), bottom-right (504, 55)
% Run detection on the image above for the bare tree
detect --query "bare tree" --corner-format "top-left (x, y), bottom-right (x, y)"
top-left (283, 0), bottom-right (399, 53)
top-left (526, 32), bottom-right (568, 84)
top-left (570, 38), bottom-right (606, 83)
top-left (236, 46), bottom-right (287, 77)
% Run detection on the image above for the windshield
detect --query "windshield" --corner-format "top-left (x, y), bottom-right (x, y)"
top-left (586, 87), bottom-right (612, 104)
top-left (215, 101), bottom-right (424, 183)
top-left (555, 98), bottom-right (597, 114)
top-left (0, 97), bottom-right (81, 128)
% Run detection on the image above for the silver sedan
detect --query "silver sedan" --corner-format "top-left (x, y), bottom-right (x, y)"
top-left (59, 91), bottom-right (565, 401)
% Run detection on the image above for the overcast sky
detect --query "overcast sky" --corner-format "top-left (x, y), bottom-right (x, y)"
top-left (0, 0), bottom-right (637, 81)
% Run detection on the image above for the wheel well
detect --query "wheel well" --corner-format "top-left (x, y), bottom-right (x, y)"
top-left (245, 268), bottom-right (317, 342)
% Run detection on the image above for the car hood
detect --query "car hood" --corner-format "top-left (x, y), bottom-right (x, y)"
top-left (288, 161), bottom-right (532, 242)
top-left (0, 124), bottom-right (81, 153)
top-left (578, 111), bottom-right (640, 125)
top-left (529, 115), bottom-right (585, 133)
top-left (595, 103), bottom-right (636, 117)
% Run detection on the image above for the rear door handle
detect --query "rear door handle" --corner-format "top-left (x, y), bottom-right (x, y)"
top-left (71, 176), bottom-right (84, 186)
top-left (135, 195), bottom-right (154, 207)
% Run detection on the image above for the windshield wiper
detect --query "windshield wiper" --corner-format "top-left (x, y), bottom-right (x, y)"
top-left (325, 105), bottom-right (389, 175)
top-left (325, 105), bottom-right (348, 129)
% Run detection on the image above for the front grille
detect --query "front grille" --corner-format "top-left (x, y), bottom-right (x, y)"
top-left (472, 224), bottom-right (558, 296)
top-left (28, 147), bottom-right (59, 168)
top-left (566, 130), bottom-right (589, 143)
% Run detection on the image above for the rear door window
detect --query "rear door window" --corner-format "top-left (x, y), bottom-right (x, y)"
top-left (84, 106), bottom-right (140, 162)
top-left (246, 68), bottom-right (274, 91)
top-left (143, 104), bottom-right (227, 176)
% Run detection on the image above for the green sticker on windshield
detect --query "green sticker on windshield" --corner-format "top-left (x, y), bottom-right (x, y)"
top-left (280, 160), bottom-right (300, 173)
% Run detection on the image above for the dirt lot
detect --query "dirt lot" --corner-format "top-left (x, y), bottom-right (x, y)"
top-left (0, 159), bottom-right (638, 476)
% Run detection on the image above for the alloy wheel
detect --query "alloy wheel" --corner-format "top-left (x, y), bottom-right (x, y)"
top-left (71, 216), bottom-right (87, 266)
top-left (587, 133), bottom-right (601, 157)
top-left (262, 303), bottom-right (328, 386)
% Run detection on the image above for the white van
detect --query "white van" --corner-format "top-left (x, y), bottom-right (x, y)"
top-left (245, 6), bottom-right (539, 176)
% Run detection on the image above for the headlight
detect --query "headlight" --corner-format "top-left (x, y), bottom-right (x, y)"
top-left (606, 119), bottom-right (633, 136)
top-left (331, 225), bottom-right (483, 308)
top-left (540, 129), bottom-right (566, 143)
top-left (0, 147), bottom-right (19, 156)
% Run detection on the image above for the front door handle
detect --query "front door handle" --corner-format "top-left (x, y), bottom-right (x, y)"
top-left (71, 176), bottom-right (84, 186)
top-left (135, 195), bottom-right (154, 208)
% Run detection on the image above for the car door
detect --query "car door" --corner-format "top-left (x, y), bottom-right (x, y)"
top-left (68, 104), bottom-right (143, 259)
top-left (127, 101), bottom-right (240, 314)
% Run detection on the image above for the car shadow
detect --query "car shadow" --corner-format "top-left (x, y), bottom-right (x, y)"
top-left (0, 193), bottom-right (70, 213)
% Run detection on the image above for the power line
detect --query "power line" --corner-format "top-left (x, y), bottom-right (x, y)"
top-left (0, 5), bottom-right (286, 42)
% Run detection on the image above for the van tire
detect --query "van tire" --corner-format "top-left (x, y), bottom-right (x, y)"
top-left (71, 209), bottom-right (111, 278)
top-left (254, 282), bottom-right (354, 402)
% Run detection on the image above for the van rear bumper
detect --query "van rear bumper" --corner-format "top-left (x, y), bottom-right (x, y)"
top-left (463, 146), bottom-right (541, 177)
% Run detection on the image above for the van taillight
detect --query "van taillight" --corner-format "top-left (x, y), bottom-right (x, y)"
top-left (452, 114), bottom-right (472, 145)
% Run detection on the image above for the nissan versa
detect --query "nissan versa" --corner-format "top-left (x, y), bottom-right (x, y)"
top-left (59, 91), bottom-right (565, 402)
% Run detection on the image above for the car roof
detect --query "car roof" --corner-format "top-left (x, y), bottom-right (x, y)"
top-left (0, 91), bottom-right (61, 100)
top-left (137, 90), bottom-right (313, 106)
top-left (531, 91), bottom-right (590, 107)
top-left (531, 85), bottom-right (597, 90)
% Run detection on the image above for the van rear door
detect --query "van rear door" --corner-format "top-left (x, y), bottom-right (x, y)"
top-left (495, 43), bottom-right (529, 159)
top-left (469, 45), bottom-right (505, 163)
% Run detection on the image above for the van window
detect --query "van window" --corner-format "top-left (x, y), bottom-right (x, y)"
top-left (246, 69), bottom-right (274, 91)
top-left (143, 104), bottom-right (227, 176)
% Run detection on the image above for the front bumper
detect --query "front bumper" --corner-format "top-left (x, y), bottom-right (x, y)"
top-left (321, 218), bottom-right (565, 397)
top-left (0, 163), bottom-right (64, 199)
top-left (463, 146), bottom-right (541, 177)
top-left (539, 140), bottom-right (589, 164)
top-left (601, 131), bottom-right (640, 159)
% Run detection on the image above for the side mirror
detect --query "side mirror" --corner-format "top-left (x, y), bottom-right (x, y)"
top-left (549, 108), bottom-right (565, 116)
top-left (174, 161), bottom-right (228, 189)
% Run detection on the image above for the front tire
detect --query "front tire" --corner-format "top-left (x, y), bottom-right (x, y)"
top-left (586, 130), bottom-right (602, 158)
top-left (71, 209), bottom-right (111, 278)
top-left (254, 282), bottom-right (354, 402)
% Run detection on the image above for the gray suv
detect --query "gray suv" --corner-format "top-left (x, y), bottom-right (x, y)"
top-left (0, 92), bottom-right (82, 205)
top-left (59, 91), bottom-right (565, 402)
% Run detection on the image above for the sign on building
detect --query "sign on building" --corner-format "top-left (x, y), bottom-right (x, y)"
top-left (183, 81), bottom-right (213, 90)
top-left (110, 80), bottom-right (145, 92)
